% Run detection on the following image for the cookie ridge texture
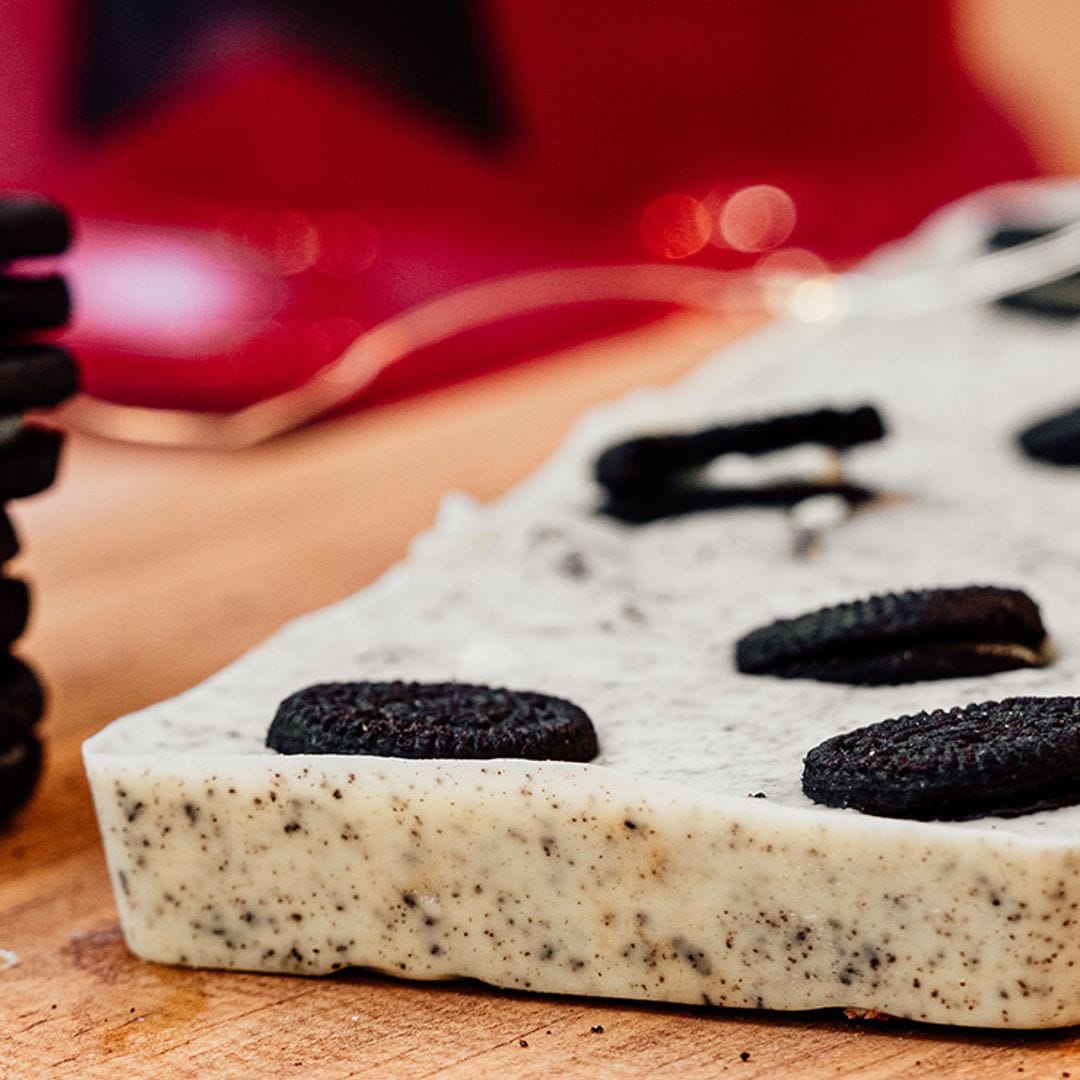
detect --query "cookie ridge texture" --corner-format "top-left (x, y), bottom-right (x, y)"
top-left (803, 696), bottom-right (1080, 821)
top-left (735, 586), bottom-right (1048, 685)
top-left (268, 680), bottom-right (599, 762)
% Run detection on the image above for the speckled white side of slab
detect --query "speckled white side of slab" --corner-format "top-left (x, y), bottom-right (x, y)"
top-left (85, 182), bottom-right (1080, 1027)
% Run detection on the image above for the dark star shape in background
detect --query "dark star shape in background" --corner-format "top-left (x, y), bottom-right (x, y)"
top-left (72, 0), bottom-right (510, 142)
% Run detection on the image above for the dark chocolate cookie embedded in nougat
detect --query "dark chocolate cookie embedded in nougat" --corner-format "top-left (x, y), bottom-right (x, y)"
top-left (268, 680), bottom-right (599, 762)
top-left (736, 586), bottom-right (1048, 685)
top-left (803, 696), bottom-right (1080, 820)
top-left (595, 404), bottom-right (885, 497)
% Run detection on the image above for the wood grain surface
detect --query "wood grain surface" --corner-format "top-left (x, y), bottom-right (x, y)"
top-left (4, 313), bottom-right (1080, 1079)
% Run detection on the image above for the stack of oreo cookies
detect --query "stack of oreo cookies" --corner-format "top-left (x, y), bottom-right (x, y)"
top-left (0, 195), bottom-right (78, 826)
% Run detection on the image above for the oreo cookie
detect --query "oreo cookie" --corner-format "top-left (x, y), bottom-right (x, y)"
top-left (735, 586), bottom-right (1048, 685)
top-left (0, 578), bottom-right (30, 647)
top-left (595, 405), bottom-right (885, 498)
top-left (0, 344), bottom-right (79, 413)
top-left (0, 196), bottom-right (71, 262)
top-left (0, 656), bottom-right (44, 729)
top-left (1017, 406), bottom-right (1080, 466)
top-left (803, 697), bottom-right (1080, 820)
top-left (0, 274), bottom-right (71, 335)
top-left (0, 193), bottom-right (73, 825)
top-left (0, 657), bottom-right (44, 825)
top-left (0, 510), bottom-right (18, 564)
top-left (0, 727), bottom-right (43, 825)
top-left (0, 426), bottom-right (63, 499)
top-left (268, 680), bottom-right (599, 762)
top-left (988, 226), bottom-right (1080, 320)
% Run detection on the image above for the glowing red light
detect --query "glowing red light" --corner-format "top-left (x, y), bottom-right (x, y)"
top-left (640, 194), bottom-right (712, 260)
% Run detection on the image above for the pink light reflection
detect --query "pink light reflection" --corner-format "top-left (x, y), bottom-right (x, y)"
top-left (65, 221), bottom-right (284, 359)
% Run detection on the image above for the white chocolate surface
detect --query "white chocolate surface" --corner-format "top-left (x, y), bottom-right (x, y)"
top-left (85, 183), bottom-right (1080, 1028)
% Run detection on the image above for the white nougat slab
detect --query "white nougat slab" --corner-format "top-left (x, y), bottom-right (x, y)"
top-left (85, 186), bottom-right (1080, 1028)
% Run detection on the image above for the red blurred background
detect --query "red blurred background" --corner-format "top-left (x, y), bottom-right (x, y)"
top-left (0, 0), bottom-right (1066, 414)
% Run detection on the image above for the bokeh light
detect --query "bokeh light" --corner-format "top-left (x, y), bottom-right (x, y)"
top-left (315, 213), bottom-right (379, 276)
top-left (640, 194), bottom-right (712, 260)
top-left (270, 210), bottom-right (321, 275)
top-left (69, 223), bottom-right (277, 357)
top-left (784, 277), bottom-right (847, 323)
top-left (719, 184), bottom-right (796, 252)
top-left (755, 247), bottom-right (827, 278)
top-left (215, 208), bottom-right (321, 275)
top-left (756, 248), bottom-right (837, 322)
top-left (217, 209), bottom-right (276, 259)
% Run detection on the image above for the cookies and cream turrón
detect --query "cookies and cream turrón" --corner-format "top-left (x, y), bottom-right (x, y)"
top-left (84, 210), bottom-right (1080, 1027)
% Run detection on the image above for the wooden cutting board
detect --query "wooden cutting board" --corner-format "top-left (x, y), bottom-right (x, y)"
top-left (4, 313), bottom-right (1079, 1078)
